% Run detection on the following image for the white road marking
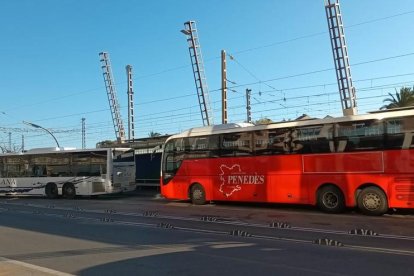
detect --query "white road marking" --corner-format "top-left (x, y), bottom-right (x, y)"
top-left (0, 257), bottom-right (74, 276)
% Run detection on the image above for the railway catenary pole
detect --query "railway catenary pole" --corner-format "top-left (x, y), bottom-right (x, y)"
top-left (221, 50), bottom-right (228, 124)
top-left (325, 0), bottom-right (357, 115)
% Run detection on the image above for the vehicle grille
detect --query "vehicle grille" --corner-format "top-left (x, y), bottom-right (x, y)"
top-left (395, 184), bottom-right (414, 192)
top-left (394, 177), bottom-right (414, 183)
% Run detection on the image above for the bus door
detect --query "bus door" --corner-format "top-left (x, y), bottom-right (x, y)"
top-left (161, 138), bottom-right (188, 199)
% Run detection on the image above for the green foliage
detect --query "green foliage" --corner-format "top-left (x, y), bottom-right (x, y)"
top-left (96, 140), bottom-right (117, 148)
top-left (148, 131), bottom-right (162, 137)
top-left (381, 87), bottom-right (414, 110)
top-left (255, 118), bottom-right (273, 125)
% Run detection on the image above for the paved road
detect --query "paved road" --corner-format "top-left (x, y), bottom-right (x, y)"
top-left (0, 190), bottom-right (413, 275)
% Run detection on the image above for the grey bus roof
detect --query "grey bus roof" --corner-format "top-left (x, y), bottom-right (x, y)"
top-left (166, 107), bottom-right (414, 141)
top-left (0, 147), bottom-right (132, 157)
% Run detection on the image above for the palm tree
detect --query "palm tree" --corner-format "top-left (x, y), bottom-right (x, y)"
top-left (381, 87), bottom-right (414, 110)
top-left (148, 131), bottom-right (162, 137)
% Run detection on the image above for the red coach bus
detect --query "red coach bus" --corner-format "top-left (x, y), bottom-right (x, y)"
top-left (161, 107), bottom-right (414, 215)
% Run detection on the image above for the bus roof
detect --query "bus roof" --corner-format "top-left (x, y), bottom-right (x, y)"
top-left (174, 123), bottom-right (254, 137)
top-left (0, 147), bottom-right (132, 157)
top-left (166, 107), bottom-right (414, 140)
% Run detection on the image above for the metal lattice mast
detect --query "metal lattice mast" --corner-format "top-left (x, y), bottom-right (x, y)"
top-left (126, 65), bottom-right (135, 140)
top-left (99, 52), bottom-right (126, 142)
top-left (8, 132), bottom-right (11, 152)
top-left (325, 0), bottom-right (357, 116)
top-left (246, 89), bottom-right (252, 123)
top-left (81, 118), bottom-right (86, 149)
top-left (221, 50), bottom-right (228, 124)
top-left (181, 21), bottom-right (213, 126)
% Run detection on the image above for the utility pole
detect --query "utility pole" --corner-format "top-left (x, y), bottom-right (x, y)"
top-left (221, 50), bottom-right (228, 124)
top-left (126, 65), bottom-right (135, 140)
top-left (82, 118), bottom-right (86, 149)
top-left (325, 0), bottom-right (357, 115)
top-left (246, 89), bottom-right (252, 123)
top-left (21, 134), bottom-right (24, 152)
top-left (8, 132), bottom-right (11, 152)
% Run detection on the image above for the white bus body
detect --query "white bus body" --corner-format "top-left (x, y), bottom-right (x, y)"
top-left (0, 147), bottom-right (135, 198)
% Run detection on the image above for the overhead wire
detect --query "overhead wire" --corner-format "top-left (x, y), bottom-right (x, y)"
top-left (4, 9), bottom-right (414, 147)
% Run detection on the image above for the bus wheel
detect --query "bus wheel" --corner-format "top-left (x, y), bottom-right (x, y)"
top-left (190, 184), bottom-right (206, 205)
top-left (317, 185), bottom-right (345, 213)
top-left (45, 183), bottom-right (58, 199)
top-left (357, 187), bottom-right (388, 216)
top-left (63, 183), bottom-right (76, 199)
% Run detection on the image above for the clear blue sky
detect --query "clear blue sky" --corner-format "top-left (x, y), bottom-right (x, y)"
top-left (1, 0), bottom-right (414, 150)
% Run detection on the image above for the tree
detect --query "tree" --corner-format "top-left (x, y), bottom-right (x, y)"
top-left (254, 118), bottom-right (273, 125)
top-left (96, 140), bottom-right (117, 148)
top-left (381, 87), bottom-right (414, 110)
top-left (0, 144), bottom-right (22, 153)
top-left (148, 131), bottom-right (162, 137)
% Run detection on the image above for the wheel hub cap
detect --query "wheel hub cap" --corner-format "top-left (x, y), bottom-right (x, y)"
top-left (323, 192), bottom-right (338, 208)
top-left (363, 193), bottom-right (381, 210)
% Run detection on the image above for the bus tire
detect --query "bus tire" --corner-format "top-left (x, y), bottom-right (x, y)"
top-left (63, 183), bottom-right (76, 199)
top-left (317, 185), bottom-right (345, 213)
top-left (357, 186), bottom-right (388, 216)
top-left (190, 184), bottom-right (206, 205)
top-left (45, 183), bottom-right (58, 199)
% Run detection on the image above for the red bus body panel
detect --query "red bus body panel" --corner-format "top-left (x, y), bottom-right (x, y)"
top-left (161, 150), bottom-right (414, 209)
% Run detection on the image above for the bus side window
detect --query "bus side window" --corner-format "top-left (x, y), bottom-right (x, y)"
top-left (220, 132), bottom-right (253, 157)
top-left (257, 128), bottom-right (290, 155)
top-left (303, 124), bottom-right (333, 153)
top-left (32, 165), bottom-right (44, 177)
top-left (290, 129), bottom-right (304, 153)
top-left (186, 136), bottom-right (210, 159)
top-left (386, 116), bottom-right (414, 149)
top-left (336, 120), bottom-right (384, 152)
top-left (253, 130), bottom-right (272, 155)
top-left (208, 135), bottom-right (220, 157)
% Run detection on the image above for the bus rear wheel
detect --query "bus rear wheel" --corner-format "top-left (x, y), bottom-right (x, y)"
top-left (45, 183), bottom-right (58, 199)
top-left (190, 184), bottom-right (206, 205)
top-left (317, 185), bottom-right (345, 213)
top-left (357, 187), bottom-right (388, 216)
top-left (63, 183), bottom-right (76, 199)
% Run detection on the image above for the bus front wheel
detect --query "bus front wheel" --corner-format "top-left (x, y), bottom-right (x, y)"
top-left (317, 185), bottom-right (345, 213)
top-left (45, 183), bottom-right (58, 199)
top-left (357, 187), bottom-right (388, 216)
top-left (190, 184), bottom-right (206, 205)
top-left (63, 183), bottom-right (76, 199)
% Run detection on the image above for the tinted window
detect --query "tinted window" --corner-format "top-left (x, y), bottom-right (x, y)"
top-left (221, 132), bottom-right (252, 156)
top-left (185, 135), bottom-right (220, 159)
top-left (385, 116), bottom-right (414, 149)
top-left (254, 128), bottom-right (290, 155)
top-left (335, 120), bottom-right (384, 152)
top-left (294, 124), bottom-right (334, 153)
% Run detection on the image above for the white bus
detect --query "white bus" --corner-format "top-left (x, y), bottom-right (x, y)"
top-left (0, 147), bottom-right (136, 198)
